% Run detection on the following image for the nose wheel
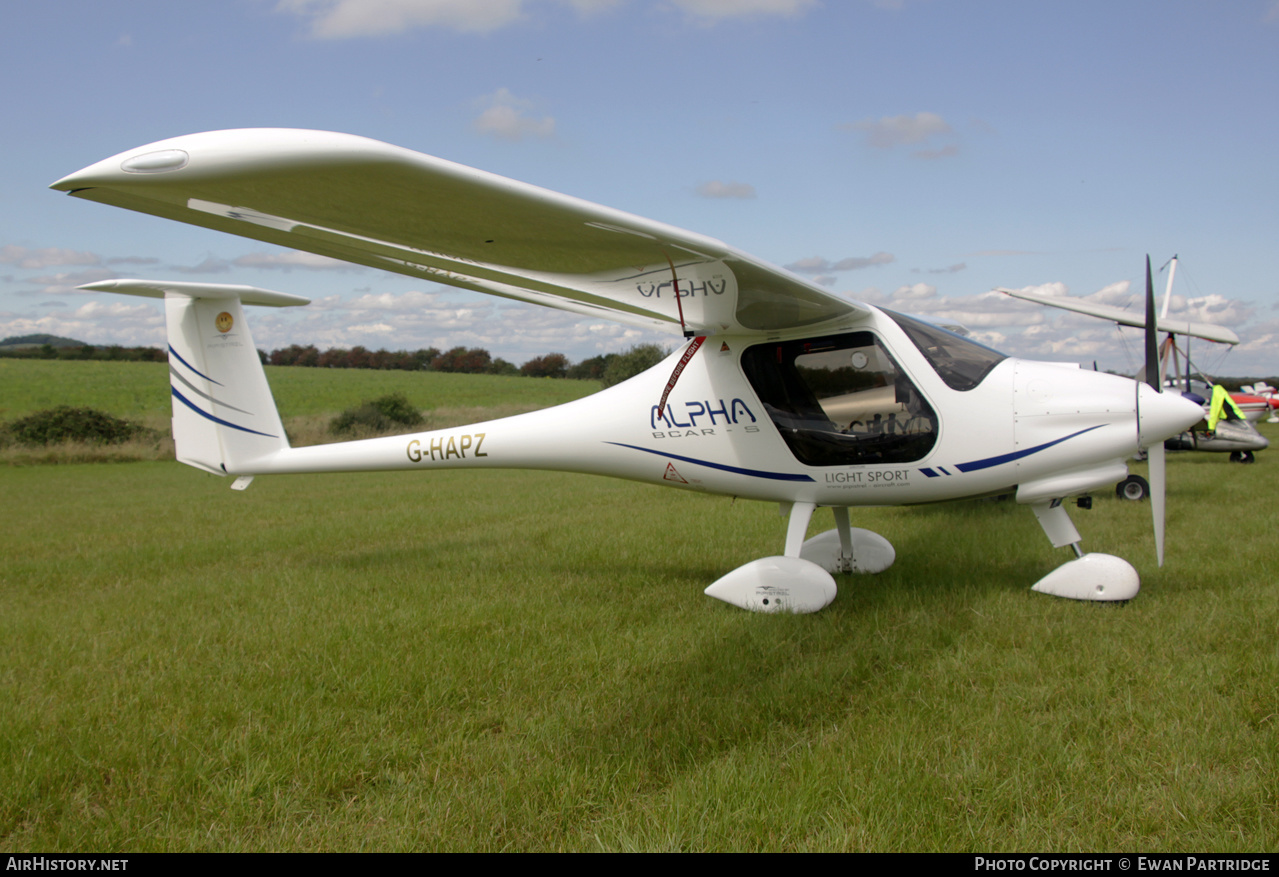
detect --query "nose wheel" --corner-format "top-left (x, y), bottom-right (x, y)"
top-left (1115, 475), bottom-right (1150, 501)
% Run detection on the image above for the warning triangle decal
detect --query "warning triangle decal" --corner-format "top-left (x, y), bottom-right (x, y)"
top-left (663, 463), bottom-right (688, 483)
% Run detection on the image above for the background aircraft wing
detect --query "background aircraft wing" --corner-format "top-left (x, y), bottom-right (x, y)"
top-left (998, 287), bottom-right (1239, 345)
top-left (52, 128), bottom-right (866, 335)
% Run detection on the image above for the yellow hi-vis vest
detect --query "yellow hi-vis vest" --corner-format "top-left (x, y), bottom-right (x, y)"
top-left (1207, 384), bottom-right (1245, 431)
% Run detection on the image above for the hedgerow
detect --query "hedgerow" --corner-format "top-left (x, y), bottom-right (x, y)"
top-left (329, 393), bottom-right (425, 436)
top-left (3, 406), bottom-right (147, 446)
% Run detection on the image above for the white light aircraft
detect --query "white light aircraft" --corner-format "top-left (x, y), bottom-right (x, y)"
top-left (53, 130), bottom-right (1205, 611)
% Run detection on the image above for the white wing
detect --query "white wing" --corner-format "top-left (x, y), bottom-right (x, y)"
top-left (53, 129), bottom-right (866, 335)
top-left (998, 287), bottom-right (1239, 345)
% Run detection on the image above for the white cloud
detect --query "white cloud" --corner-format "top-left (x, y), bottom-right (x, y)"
top-left (696, 180), bottom-right (756, 199)
top-left (785, 252), bottom-right (894, 273)
top-left (922, 262), bottom-right (966, 275)
top-left (844, 112), bottom-right (952, 148)
top-left (1236, 319), bottom-right (1279, 354)
top-left (891, 282), bottom-right (935, 301)
top-left (278, 0), bottom-right (527, 38)
top-left (669, 0), bottom-right (819, 22)
top-left (865, 286), bottom-right (1047, 333)
top-left (0, 300), bottom-right (166, 347)
top-left (278, 0), bottom-right (622, 38)
top-left (785, 256), bottom-right (829, 273)
top-left (1179, 294), bottom-right (1255, 327)
top-left (345, 290), bottom-right (444, 311)
top-left (473, 88), bottom-right (556, 141)
top-left (833, 252), bottom-right (895, 271)
top-left (278, 0), bottom-right (814, 38)
top-left (561, 0), bottom-right (621, 12)
top-left (346, 322), bottom-right (397, 335)
top-left (0, 245), bottom-right (101, 270)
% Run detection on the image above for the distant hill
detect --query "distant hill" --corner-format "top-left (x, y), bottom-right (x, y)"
top-left (0, 333), bottom-right (88, 349)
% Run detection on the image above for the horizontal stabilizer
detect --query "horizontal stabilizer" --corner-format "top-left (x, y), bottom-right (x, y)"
top-left (80, 278), bottom-right (309, 307)
top-left (998, 287), bottom-right (1239, 345)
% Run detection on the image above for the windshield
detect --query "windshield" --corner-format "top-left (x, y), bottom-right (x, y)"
top-left (883, 309), bottom-right (1006, 391)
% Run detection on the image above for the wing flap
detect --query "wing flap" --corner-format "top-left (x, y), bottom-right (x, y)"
top-left (53, 129), bottom-right (866, 334)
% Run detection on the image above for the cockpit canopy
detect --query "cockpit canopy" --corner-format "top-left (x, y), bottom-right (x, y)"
top-left (742, 331), bottom-right (939, 466)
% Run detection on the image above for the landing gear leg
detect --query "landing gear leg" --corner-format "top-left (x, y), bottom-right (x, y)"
top-left (1031, 499), bottom-right (1085, 558)
top-left (832, 507), bottom-right (854, 573)
top-left (783, 501), bottom-right (817, 557)
top-left (1027, 499), bottom-right (1139, 601)
top-left (798, 506), bottom-right (895, 574)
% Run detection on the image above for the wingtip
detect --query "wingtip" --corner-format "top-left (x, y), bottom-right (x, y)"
top-left (50, 129), bottom-right (367, 191)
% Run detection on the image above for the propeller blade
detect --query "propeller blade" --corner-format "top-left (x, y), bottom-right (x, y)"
top-left (1145, 255), bottom-right (1159, 390)
top-left (1149, 440), bottom-right (1166, 566)
top-left (1144, 255), bottom-right (1166, 565)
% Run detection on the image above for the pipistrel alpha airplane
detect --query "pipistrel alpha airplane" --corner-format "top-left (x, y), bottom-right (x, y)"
top-left (53, 129), bottom-right (1204, 611)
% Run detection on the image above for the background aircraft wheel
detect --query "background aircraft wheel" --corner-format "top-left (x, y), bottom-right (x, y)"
top-left (1229, 450), bottom-right (1256, 464)
top-left (1115, 475), bottom-right (1149, 501)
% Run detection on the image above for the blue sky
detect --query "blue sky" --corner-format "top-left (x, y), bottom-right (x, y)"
top-left (3, 0), bottom-right (1277, 375)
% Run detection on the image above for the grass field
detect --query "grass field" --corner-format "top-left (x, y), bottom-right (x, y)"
top-left (0, 358), bottom-right (599, 422)
top-left (2, 362), bottom-right (1277, 851)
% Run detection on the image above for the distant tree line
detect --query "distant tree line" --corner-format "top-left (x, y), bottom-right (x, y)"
top-left (0, 343), bottom-right (167, 362)
top-left (261, 343), bottom-right (664, 386)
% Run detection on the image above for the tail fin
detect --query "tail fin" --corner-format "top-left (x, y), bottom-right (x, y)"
top-left (80, 279), bottom-right (309, 475)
